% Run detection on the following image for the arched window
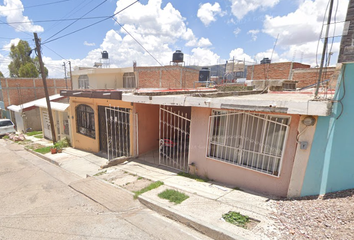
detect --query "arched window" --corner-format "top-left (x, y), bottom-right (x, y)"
top-left (76, 104), bottom-right (95, 138)
top-left (78, 75), bottom-right (89, 89)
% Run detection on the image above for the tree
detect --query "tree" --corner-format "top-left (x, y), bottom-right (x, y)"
top-left (8, 40), bottom-right (48, 78)
top-left (0, 71), bottom-right (3, 78)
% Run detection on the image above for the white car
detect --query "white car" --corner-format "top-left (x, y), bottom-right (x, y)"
top-left (0, 119), bottom-right (16, 136)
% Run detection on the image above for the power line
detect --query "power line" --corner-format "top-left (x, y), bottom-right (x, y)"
top-left (41, 0), bottom-right (140, 45)
top-left (112, 18), bottom-right (164, 67)
top-left (0, 0), bottom-right (70, 12)
top-left (44, 0), bottom-right (108, 43)
top-left (0, 16), bottom-right (110, 25)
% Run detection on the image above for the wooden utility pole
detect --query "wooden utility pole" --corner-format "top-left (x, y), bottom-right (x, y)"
top-left (315, 0), bottom-right (334, 98)
top-left (34, 32), bottom-right (57, 144)
top-left (63, 62), bottom-right (68, 89)
top-left (68, 61), bottom-right (73, 90)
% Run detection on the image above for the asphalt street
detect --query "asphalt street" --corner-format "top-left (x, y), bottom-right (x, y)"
top-left (0, 139), bottom-right (211, 240)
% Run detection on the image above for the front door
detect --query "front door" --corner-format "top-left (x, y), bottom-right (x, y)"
top-left (42, 110), bottom-right (52, 140)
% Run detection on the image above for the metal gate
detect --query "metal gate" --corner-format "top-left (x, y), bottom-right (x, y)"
top-left (42, 110), bottom-right (52, 140)
top-left (159, 106), bottom-right (190, 172)
top-left (104, 106), bottom-right (131, 161)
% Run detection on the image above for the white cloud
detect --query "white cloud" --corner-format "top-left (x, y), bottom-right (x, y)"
top-left (233, 27), bottom-right (241, 37)
top-left (230, 0), bottom-right (280, 20)
top-left (84, 41), bottom-right (95, 47)
top-left (0, 0), bottom-right (44, 32)
top-left (254, 49), bottom-right (288, 63)
top-left (247, 29), bottom-right (259, 41)
top-left (186, 37), bottom-right (212, 47)
top-left (189, 47), bottom-right (221, 66)
top-left (229, 48), bottom-right (254, 63)
top-left (263, 0), bottom-right (348, 46)
top-left (197, 2), bottom-right (224, 26)
top-left (3, 38), bottom-right (20, 51)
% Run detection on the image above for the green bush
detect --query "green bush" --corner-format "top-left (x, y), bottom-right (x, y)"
top-left (222, 211), bottom-right (250, 228)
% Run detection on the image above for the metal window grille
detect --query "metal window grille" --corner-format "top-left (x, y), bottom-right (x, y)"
top-left (208, 110), bottom-right (290, 176)
top-left (78, 75), bottom-right (89, 89)
top-left (76, 104), bottom-right (95, 138)
top-left (123, 72), bottom-right (136, 88)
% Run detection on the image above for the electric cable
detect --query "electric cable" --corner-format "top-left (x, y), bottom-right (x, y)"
top-left (41, 0), bottom-right (139, 45)
top-left (44, 0), bottom-right (107, 44)
top-left (0, 0), bottom-right (70, 12)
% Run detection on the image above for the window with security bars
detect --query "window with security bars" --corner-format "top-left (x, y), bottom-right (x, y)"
top-left (76, 104), bottom-right (95, 138)
top-left (208, 111), bottom-right (290, 176)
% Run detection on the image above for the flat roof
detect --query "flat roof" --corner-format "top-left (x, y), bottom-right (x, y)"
top-left (123, 91), bottom-right (332, 116)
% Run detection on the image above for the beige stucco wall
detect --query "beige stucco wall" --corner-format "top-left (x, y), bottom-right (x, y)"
top-left (287, 116), bottom-right (318, 197)
top-left (72, 67), bottom-right (134, 90)
top-left (68, 97), bottom-right (133, 154)
top-left (188, 107), bottom-right (300, 197)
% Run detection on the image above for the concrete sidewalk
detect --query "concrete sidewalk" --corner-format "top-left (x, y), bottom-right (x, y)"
top-left (24, 139), bottom-right (278, 240)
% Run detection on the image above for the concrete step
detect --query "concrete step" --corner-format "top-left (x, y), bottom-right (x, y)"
top-left (69, 177), bottom-right (141, 212)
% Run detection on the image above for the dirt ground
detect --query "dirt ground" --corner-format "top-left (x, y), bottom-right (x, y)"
top-left (266, 189), bottom-right (354, 239)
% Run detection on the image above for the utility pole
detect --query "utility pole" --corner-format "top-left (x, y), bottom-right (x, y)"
top-left (68, 61), bottom-right (73, 90)
top-left (63, 62), bottom-right (68, 89)
top-left (34, 32), bottom-right (57, 144)
top-left (315, 0), bottom-right (334, 98)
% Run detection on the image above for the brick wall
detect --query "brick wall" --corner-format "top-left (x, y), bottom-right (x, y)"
top-left (0, 78), bottom-right (71, 107)
top-left (292, 67), bottom-right (336, 89)
top-left (246, 62), bottom-right (310, 80)
top-left (136, 66), bottom-right (199, 89)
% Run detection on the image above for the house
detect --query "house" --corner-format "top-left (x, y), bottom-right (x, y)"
top-left (0, 77), bottom-right (71, 118)
top-left (7, 94), bottom-right (68, 135)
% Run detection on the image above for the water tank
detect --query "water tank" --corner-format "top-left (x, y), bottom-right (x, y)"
top-left (172, 50), bottom-right (184, 63)
top-left (102, 51), bottom-right (109, 59)
top-left (260, 57), bottom-right (271, 64)
top-left (199, 67), bottom-right (210, 82)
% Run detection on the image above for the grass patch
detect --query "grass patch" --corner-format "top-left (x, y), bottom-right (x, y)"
top-left (34, 146), bottom-right (52, 154)
top-left (2, 135), bottom-right (9, 139)
top-left (94, 170), bottom-right (107, 176)
top-left (222, 211), bottom-right (250, 228)
top-left (177, 172), bottom-right (209, 182)
top-left (137, 176), bottom-right (143, 180)
top-left (16, 139), bottom-right (33, 145)
top-left (133, 181), bottom-right (164, 199)
top-left (158, 189), bottom-right (189, 204)
top-left (26, 131), bottom-right (42, 136)
top-left (34, 134), bottom-right (43, 139)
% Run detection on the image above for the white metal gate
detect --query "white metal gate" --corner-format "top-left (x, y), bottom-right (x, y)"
top-left (105, 106), bottom-right (131, 161)
top-left (159, 106), bottom-right (190, 172)
top-left (42, 110), bottom-right (52, 140)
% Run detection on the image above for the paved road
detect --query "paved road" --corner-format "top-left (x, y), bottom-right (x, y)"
top-left (0, 139), bottom-right (211, 240)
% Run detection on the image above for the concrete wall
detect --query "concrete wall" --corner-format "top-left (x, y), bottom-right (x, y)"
top-left (39, 108), bottom-right (71, 142)
top-left (292, 67), bottom-right (336, 88)
top-left (0, 78), bottom-right (71, 108)
top-left (338, 0), bottom-right (354, 63)
top-left (136, 66), bottom-right (199, 89)
top-left (188, 107), bottom-right (300, 197)
top-left (68, 97), bottom-right (133, 154)
top-left (246, 62), bottom-right (310, 80)
top-left (301, 63), bottom-right (354, 196)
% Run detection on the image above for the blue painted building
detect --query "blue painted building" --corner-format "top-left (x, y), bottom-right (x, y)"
top-left (302, 63), bottom-right (354, 196)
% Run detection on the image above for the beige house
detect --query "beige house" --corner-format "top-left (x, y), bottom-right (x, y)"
top-left (72, 67), bottom-right (135, 90)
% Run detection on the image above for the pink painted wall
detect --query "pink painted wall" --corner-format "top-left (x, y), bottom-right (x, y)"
top-left (135, 103), bottom-right (160, 154)
top-left (188, 107), bottom-right (300, 197)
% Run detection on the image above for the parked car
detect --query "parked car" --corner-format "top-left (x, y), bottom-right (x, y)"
top-left (0, 119), bottom-right (16, 136)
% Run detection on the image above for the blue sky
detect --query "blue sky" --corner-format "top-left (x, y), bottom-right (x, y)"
top-left (0, 0), bottom-right (349, 78)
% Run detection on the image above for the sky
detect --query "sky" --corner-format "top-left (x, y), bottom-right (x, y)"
top-left (0, 0), bottom-right (350, 78)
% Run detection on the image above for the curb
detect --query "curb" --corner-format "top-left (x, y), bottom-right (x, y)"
top-left (24, 147), bottom-right (60, 166)
top-left (138, 194), bottom-right (247, 240)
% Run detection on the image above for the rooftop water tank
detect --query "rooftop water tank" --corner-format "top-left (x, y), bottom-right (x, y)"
top-left (260, 57), bottom-right (271, 64)
top-left (172, 50), bottom-right (184, 63)
top-left (199, 67), bottom-right (210, 82)
top-left (102, 51), bottom-right (109, 59)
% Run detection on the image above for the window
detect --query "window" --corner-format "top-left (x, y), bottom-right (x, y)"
top-left (76, 104), bottom-right (95, 138)
top-left (208, 111), bottom-right (290, 176)
top-left (78, 75), bottom-right (89, 89)
top-left (123, 72), bottom-right (136, 88)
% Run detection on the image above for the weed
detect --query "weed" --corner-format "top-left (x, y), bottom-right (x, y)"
top-left (93, 170), bottom-right (107, 176)
top-left (133, 181), bottom-right (164, 199)
top-left (233, 187), bottom-right (242, 191)
top-left (222, 211), bottom-right (250, 228)
top-left (34, 146), bottom-right (52, 154)
top-left (26, 131), bottom-right (42, 136)
top-left (34, 135), bottom-right (43, 139)
top-left (158, 189), bottom-right (189, 204)
top-left (137, 176), bottom-right (143, 180)
top-left (177, 172), bottom-right (209, 182)
top-left (2, 135), bottom-right (9, 139)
